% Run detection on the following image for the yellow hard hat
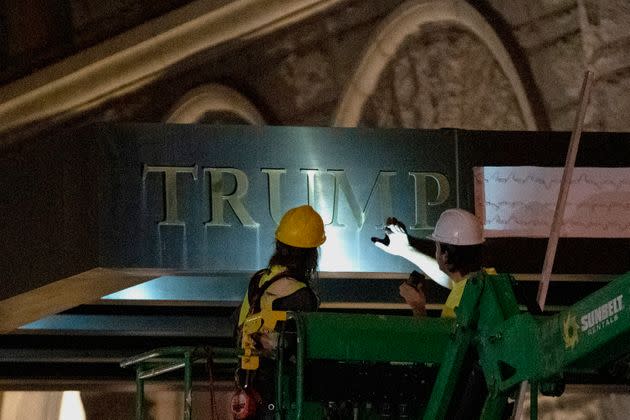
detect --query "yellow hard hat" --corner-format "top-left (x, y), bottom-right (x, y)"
top-left (275, 205), bottom-right (326, 248)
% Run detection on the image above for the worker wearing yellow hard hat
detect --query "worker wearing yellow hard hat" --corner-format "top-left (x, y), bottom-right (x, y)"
top-left (237, 204), bottom-right (326, 329)
top-left (233, 205), bottom-right (326, 420)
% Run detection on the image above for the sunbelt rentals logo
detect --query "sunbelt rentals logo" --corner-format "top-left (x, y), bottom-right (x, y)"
top-left (563, 295), bottom-right (624, 349)
top-left (580, 295), bottom-right (624, 335)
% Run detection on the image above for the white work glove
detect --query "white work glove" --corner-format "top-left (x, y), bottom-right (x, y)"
top-left (372, 222), bottom-right (412, 257)
top-left (373, 218), bottom-right (452, 289)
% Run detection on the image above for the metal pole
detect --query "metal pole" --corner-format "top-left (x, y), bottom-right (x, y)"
top-left (136, 367), bottom-right (145, 420)
top-left (184, 350), bottom-right (192, 420)
top-left (513, 70), bottom-right (594, 420)
top-left (275, 321), bottom-right (286, 420)
top-left (286, 313), bottom-right (305, 420)
top-left (295, 315), bottom-right (305, 420)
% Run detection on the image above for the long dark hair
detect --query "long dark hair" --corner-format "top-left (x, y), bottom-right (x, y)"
top-left (268, 240), bottom-right (319, 285)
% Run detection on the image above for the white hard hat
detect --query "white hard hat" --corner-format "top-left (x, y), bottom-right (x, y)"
top-left (429, 209), bottom-right (484, 246)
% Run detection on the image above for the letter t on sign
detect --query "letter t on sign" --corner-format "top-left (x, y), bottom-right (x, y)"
top-left (143, 165), bottom-right (198, 226)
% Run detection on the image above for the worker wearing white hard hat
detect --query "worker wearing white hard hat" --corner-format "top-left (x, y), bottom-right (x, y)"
top-left (375, 208), bottom-right (491, 420)
top-left (373, 208), bottom-right (488, 318)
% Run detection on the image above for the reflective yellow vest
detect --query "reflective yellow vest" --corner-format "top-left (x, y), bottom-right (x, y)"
top-left (237, 265), bottom-right (307, 327)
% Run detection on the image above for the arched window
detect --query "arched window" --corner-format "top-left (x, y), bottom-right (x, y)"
top-left (334, 0), bottom-right (537, 130)
top-left (165, 84), bottom-right (265, 125)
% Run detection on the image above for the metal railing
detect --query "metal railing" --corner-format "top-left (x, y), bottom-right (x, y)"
top-left (121, 346), bottom-right (238, 420)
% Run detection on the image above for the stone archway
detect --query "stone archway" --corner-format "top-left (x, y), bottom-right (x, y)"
top-left (334, 0), bottom-right (538, 130)
top-left (164, 84), bottom-right (265, 125)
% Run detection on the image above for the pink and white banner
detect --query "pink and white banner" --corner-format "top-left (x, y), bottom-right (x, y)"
top-left (474, 167), bottom-right (630, 238)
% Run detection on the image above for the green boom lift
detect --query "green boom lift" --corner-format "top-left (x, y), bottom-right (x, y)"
top-left (122, 270), bottom-right (630, 419)
top-left (231, 270), bottom-right (630, 419)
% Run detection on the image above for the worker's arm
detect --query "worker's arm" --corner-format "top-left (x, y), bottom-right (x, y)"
top-left (374, 223), bottom-right (452, 289)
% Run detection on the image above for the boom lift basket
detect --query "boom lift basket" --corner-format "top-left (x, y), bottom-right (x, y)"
top-left (255, 271), bottom-right (630, 419)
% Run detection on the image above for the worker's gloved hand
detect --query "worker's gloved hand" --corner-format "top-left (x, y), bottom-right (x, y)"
top-left (372, 217), bottom-right (410, 256)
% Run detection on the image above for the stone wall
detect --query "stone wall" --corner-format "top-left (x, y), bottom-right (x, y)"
top-left (60, 0), bottom-right (629, 137)
top-left (489, 0), bottom-right (630, 131)
top-left (3, 0), bottom-right (630, 141)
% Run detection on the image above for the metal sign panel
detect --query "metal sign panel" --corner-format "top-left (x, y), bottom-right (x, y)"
top-left (3, 124), bottom-right (629, 304)
top-left (98, 124), bottom-right (460, 273)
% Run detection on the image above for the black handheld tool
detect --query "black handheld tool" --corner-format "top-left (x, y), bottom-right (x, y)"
top-left (406, 270), bottom-right (424, 287)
